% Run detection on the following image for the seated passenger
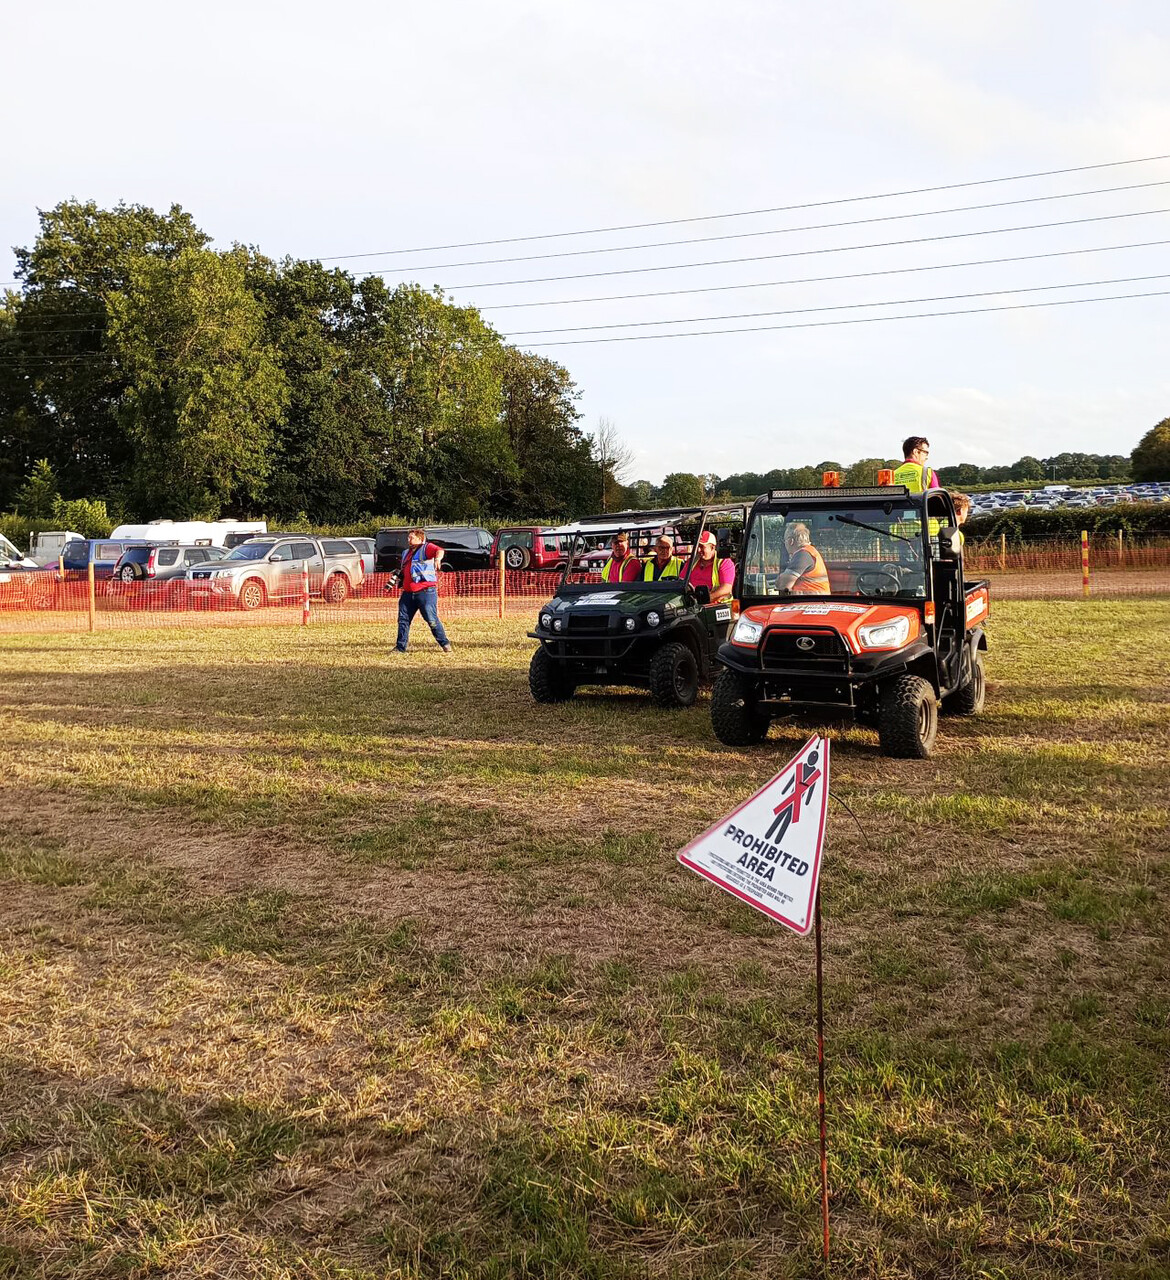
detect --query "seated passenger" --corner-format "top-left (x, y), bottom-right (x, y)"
top-left (777, 523), bottom-right (830, 595)
top-left (602, 531), bottom-right (641, 584)
top-left (951, 492), bottom-right (971, 548)
top-left (688, 530), bottom-right (735, 603)
top-left (643, 534), bottom-right (682, 581)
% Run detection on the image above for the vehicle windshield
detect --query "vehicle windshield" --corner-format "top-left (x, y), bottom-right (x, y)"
top-left (0, 534), bottom-right (25, 561)
top-left (742, 506), bottom-right (927, 600)
top-left (224, 543), bottom-right (272, 561)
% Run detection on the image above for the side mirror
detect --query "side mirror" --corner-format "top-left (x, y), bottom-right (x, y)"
top-left (938, 526), bottom-right (962, 558)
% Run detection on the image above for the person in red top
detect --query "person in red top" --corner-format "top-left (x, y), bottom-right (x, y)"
top-left (601, 531), bottom-right (641, 583)
top-left (687, 530), bottom-right (735, 603)
top-left (393, 528), bottom-right (452, 653)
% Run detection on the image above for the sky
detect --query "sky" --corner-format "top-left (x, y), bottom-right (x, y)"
top-left (2, 0), bottom-right (1169, 485)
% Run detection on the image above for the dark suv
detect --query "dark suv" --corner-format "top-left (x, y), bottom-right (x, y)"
top-left (374, 526), bottom-right (494, 573)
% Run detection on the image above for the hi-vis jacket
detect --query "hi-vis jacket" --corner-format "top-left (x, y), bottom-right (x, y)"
top-left (892, 460), bottom-right (936, 493)
top-left (602, 555), bottom-right (637, 583)
top-left (403, 545), bottom-right (438, 585)
top-left (789, 545), bottom-right (830, 594)
top-left (642, 555), bottom-right (683, 581)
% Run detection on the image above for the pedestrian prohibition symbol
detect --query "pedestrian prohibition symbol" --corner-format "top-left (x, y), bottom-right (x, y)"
top-left (677, 734), bottom-right (829, 935)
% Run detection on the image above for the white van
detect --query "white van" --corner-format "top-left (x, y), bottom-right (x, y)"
top-left (109, 519), bottom-right (267, 548)
top-left (30, 530), bottom-right (86, 566)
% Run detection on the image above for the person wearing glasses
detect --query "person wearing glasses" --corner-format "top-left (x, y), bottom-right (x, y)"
top-left (892, 437), bottom-right (939, 493)
top-left (642, 533), bottom-right (683, 581)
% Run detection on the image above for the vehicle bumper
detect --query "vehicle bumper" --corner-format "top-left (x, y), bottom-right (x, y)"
top-left (717, 638), bottom-right (932, 708)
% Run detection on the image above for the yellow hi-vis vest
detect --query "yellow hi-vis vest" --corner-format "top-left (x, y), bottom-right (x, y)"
top-left (603, 555), bottom-right (634, 583)
top-left (643, 555), bottom-right (682, 581)
top-left (893, 461), bottom-right (940, 539)
top-left (892, 460), bottom-right (935, 493)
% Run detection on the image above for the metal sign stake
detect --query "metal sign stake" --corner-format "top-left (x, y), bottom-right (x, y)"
top-left (814, 883), bottom-right (829, 1263)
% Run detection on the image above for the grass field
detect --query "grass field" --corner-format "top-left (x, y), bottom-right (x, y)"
top-left (1, 601), bottom-right (1168, 1278)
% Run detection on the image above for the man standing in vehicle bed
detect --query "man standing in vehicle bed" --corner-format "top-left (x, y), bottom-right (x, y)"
top-left (687, 530), bottom-right (734, 603)
top-left (392, 528), bottom-right (452, 653)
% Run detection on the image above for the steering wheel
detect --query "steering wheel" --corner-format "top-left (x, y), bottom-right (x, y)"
top-left (856, 567), bottom-right (902, 596)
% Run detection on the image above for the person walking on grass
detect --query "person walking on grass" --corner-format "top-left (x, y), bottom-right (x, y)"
top-left (392, 528), bottom-right (452, 653)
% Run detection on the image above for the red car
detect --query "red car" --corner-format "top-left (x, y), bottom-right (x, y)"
top-left (490, 527), bottom-right (569, 572)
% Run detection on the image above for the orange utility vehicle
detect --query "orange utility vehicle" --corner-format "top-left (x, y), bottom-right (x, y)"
top-left (711, 483), bottom-right (989, 758)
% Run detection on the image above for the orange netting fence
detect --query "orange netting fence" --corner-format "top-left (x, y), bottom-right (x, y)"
top-left (2, 538), bottom-right (1169, 636)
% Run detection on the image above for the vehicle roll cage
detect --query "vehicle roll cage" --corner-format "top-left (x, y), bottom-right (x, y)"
top-left (554, 503), bottom-right (749, 587)
top-left (739, 485), bottom-right (961, 608)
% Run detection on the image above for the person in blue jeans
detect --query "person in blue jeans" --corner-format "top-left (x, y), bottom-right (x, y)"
top-left (393, 528), bottom-right (453, 653)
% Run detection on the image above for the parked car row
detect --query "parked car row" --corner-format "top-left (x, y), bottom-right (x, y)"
top-left (967, 481), bottom-right (1170, 518)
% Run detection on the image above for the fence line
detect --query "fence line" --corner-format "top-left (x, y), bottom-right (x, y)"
top-left (3, 539), bottom-right (1169, 635)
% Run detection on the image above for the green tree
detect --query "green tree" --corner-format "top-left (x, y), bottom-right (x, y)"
top-left (845, 457), bottom-right (897, 486)
top-left (498, 347), bottom-right (594, 516)
top-left (14, 458), bottom-right (59, 519)
top-left (659, 472), bottom-right (706, 506)
top-left (108, 247), bottom-right (286, 517)
top-left (1011, 455), bottom-right (1044, 481)
top-left (1131, 418), bottom-right (1170, 482)
top-left (6, 201), bottom-right (212, 503)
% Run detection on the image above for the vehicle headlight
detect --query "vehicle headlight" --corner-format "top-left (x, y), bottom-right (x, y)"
top-left (213, 568), bottom-right (232, 578)
top-left (646, 610), bottom-right (661, 628)
top-left (553, 618), bottom-right (563, 632)
top-left (732, 617), bottom-right (763, 645)
top-left (624, 616), bottom-right (636, 631)
top-left (858, 616), bottom-right (911, 649)
top-left (540, 612), bottom-right (552, 629)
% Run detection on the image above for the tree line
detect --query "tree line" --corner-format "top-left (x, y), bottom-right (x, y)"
top-left (0, 201), bottom-right (604, 524)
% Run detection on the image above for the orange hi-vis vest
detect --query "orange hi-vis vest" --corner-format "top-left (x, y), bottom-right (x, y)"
top-left (792, 545), bottom-right (831, 594)
top-left (603, 554), bottom-right (634, 583)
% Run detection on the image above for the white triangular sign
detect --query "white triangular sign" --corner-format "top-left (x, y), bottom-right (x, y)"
top-left (678, 734), bottom-right (829, 935)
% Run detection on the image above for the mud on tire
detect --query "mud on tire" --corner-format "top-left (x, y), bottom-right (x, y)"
top-left (710, 666), bottom-right (770, 745)
top-left (529, 646), bottom-right (576, 703)
top-left (648, 641), bottom-right (700, 708)
top-left (324, 573), bottom-right (350, 605)
top-left (877, 674), bottom-right (938, 759)
top-left (238, 578), bottom-right (267, 611)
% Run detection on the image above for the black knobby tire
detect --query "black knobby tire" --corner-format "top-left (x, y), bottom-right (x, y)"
top-left (710, 666), bottom-right (770, 745)
top-left (324, 573), bottom-right (349, 605)
top-left (239, 578), bottom-right (267, 611)
top-left (945, 651), bottom-right (986, 716)
top-left (648, 641), bottom-right (700, 708)
top-left (529, 646), bottom-right (576, 703)
top-left (877, 674), bottom-right (938, 759)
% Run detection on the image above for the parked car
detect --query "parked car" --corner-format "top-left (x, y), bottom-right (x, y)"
top-left (112, 543), bottom-right (229, 583)
top-left (61, 539), bottom-right (161, 579)
top-left (0, 533), bottom-right (37, 569)
top-left (343, 536), bottom-right (375, 578)
top-left (186, 536), bottom-right (365, 609)
top-left (111, 519), bottom-right (267, 547)
top-left (490, 527), bottom-right (569, 572)
top-left (373, 526), bottom-right (493, 574)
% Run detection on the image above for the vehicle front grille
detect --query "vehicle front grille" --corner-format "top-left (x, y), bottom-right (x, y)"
top-left (567, 613), bottom-right (612, 633)
top-left (761, 627), bottom-right (849, 673)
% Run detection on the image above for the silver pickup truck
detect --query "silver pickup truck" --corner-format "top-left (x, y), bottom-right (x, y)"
top-left (186, 536), bottom-right (365, 610)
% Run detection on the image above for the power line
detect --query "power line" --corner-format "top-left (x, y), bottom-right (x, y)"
top-left (353, 179), bottom-right (1170, 274)
top-left (315, 153), bottom-right (1170, 259)
top-left (480, 238), bottom-right (1170, 311)
top-left (502, 272), bottom-right (1170, 336)
top-left (520, 289), bottom-right (1170, 347)
top-left (12, 237), bottom-right (1170, 330)
top-left (436, 207), bottom-right (1170, 290)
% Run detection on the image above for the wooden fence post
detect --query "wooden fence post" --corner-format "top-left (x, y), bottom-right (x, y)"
top-left (1081, 530), bottom-right (1090, 598)
top-left (1117, 528), bottom-right (1124, 566)
top-left (999, 532), bottom-right (1006, 571)
top-left (87, 559), bottom-right (96, 633)
top-left (498, 550), bottom-right (506, 619)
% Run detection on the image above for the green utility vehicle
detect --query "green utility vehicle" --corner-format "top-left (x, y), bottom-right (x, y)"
top-left (711, 484), bottom-right (990, 758)
top-left (527, 506), bottom-right (747, 707)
